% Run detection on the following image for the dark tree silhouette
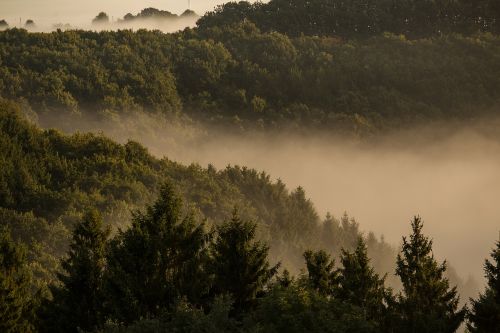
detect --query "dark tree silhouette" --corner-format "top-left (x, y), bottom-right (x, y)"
top-left (468, 238), bottom-right (500, 332)
top-left (41, 210), bottom-right (110, 332)
top-left (393, 217), bottom-right (465, 333)
top-left (210, 211), bottom-right (279, 313)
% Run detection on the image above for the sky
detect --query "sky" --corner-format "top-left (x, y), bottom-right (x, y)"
top-left (0, 0), bottom-right (258, 27)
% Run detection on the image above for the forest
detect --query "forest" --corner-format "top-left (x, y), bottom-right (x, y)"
top-left (1, 91), bottom-right (499, 332)
top-left (0, 26), bottom-right (499, 135)
top-left (199, 0), bottom-right (500, 38)
top-left (1, 0), bottom-right (500, 331)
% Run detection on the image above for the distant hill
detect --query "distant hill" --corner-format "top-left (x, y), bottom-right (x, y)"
top-left (0, 28), bottom-right (499, 135)
top-left (198, 0), bottom-right (499, 38)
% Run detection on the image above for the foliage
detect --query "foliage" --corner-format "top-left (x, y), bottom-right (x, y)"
top-left (198, 0), bottom-right (500, 37)
top-left (209, 212), bottom-right (279, 313)
top-left (337, 238), bottom-right (389, 324)
top-left (0, 29), bottom-right (499, 133)
top-left (39, 210), bottom-right (110, 332)
top-left (467, 239), bottom-right (500, 332)
top-left (248, 284), bottom-right (379, 333)
top-left (303, 249), bottom-right (338, 296)
top-left (0, 100), bottom-right (392, 292)
top-left (0, 228), bottom-right (36, 333)
top-left (393, 216), bottom-right (466, 332)
top-left (104, 183), bottom-right (208, 324)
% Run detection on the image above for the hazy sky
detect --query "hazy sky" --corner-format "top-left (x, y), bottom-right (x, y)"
top-left (0, 0), bottom-right (258, 27)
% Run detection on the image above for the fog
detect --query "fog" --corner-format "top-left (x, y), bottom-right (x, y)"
top-left (0, 0), bottom-right (261, 32)
top-left (172, 127), bottom-right (499, 286)
top-left (38, 111), bottom-right (500, 287)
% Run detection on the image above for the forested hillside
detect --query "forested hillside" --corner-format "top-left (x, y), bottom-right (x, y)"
top-left (199, 0), bottom-right (500, 38)
top-left (0, 27), bottom-right (499, 134)
top-left (0, 95), bottom-right (486, 332)
top-left (3, 102), bottom-right (498, 331)
top-left (1, 0), bottom-right (500, 331)
top-left (0, 98), bottom-right (396, 287)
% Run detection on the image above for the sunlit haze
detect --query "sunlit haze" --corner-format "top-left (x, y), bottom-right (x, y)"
top-left (0, 0), bottom-right (259, 28)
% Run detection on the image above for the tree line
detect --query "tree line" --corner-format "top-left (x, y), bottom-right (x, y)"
top-left (198, 0), bottom-right (500, 38)
top-left (92, 8), bottom-right (199, 26)
top-left (1, 183), bottom-right (499, 332)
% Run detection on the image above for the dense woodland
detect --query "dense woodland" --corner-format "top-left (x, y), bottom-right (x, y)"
top-left (1, 0), bottom-right (500, 331)
top-left (0, 25), bottom-right (499, 134)
top-left (199, 0), bottom-right (500, 38)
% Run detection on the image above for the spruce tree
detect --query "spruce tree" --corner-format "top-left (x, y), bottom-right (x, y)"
top-left (104, 183), bottom-right (209, 323)
top-left (467, 238), bottom-right (500, 332)
top-left (303, 249), bottom-right (339, 296)
top-left (42, 210), bottom-right (110, 332)
top-left (337, 237), bottom-right (388, 321)
top-left (394, 216), bottom-right (465, 333)
top-left (210, 211), bottom-right (279, 313)
top-left (0, 228), bottom-right (35, 333)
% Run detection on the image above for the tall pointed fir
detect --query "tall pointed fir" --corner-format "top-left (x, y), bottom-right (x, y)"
top-left (467, 237), bottom-right (500, 332)
top-left (104, 183), bottom-right (209, 324)
top-left (303, 249), bottom-right (339, 296)
top-left (394, 216), bottom-right (465, 333)
top-left (337, 237), bottom-right (388, 323)
top-left (210, 210), bottom-right (279, 314)
top-left (0, 228), bottom-right (36, 333)
top-left (41, 210), bottom-right (110, 333)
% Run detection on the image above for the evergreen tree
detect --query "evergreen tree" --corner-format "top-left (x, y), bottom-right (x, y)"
top-left (337, 237), bottom-right (388, 322)
top-left (393, 216), bottom-right (465, 333)
top-left (467, 238), bottom-right (500, 332)
top-left (0, 228), bottom-right (35, 333)
top-left (303, 249), bottom-right (339, 296)
top-left (210, 211), bottom-right (279, 313)
top-left (42, 210), bottom-right (110, 332)
top-left (104, 183), bottom-right (209, 324)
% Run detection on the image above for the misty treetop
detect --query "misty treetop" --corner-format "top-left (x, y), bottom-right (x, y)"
top-left (120, 7), bottom-right (199, 22)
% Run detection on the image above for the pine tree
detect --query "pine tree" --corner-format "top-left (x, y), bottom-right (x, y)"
top-left (337, 237), bottom-right (388, 321)
top-left (0, 228), bottom-right (35, 333)
top-left (210, 211), bottom-right (279, 313)
top-left (104, 183), bottom-right (209, 323)
top-left (394, 216), bottom-right (465, 333)
top-left (303, 249), bottom-right (339, 296)
top-left (42, 210), bottom-right (110, 332)
top-left (467, 238), bottom-right (500, 332)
